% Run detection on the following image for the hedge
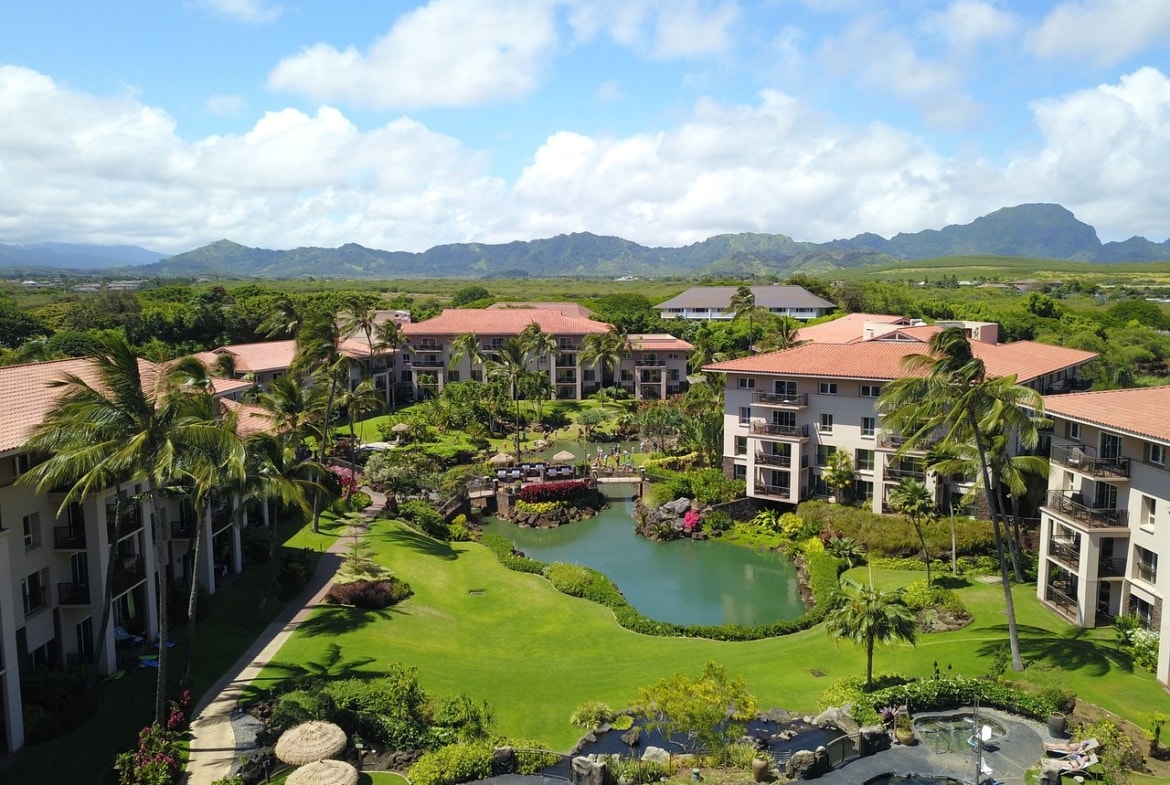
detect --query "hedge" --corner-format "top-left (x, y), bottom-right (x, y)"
top-left (797, 500), bottom-right (995, 558)
top-left (851, 674), bottom-right (1058, 725)
top-left (517, 480), bottom-right (591, 504)
top-left (481, 534), bottom-right (843, 641)
top-left (408, 741), bottom-right (495, 785)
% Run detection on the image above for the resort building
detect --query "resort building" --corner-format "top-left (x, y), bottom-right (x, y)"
top-left (400, 309), bottom-right (692, 401)
top-left (1035, 386), bottom-right (1170, 685)
top-left (654, 285), bottom-right (836, 322)
top-left (705, 321), bottom-right (1098, 513)
top-left (0, 358), bottom-right (262, 754)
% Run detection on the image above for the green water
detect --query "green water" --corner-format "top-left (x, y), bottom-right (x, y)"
top-left (482, 487), bottom-right (806, 626)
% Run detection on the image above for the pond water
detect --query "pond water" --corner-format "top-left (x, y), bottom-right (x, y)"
top-left (913, 713), bottom-right (1007, 755)
top-left (481, 487), bottom-right (806, 626)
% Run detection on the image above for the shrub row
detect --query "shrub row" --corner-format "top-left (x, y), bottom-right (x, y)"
top-left (869, 554), bottom-right (1001, 577)
top-left (325, 577), bottom-right (413, 609)
top-left (408, 741), bottom-right (495, 785)
top-left (518, 480), bottom-right (591, 504)
top-left (851, 674), bottom-right (1058, 725)
top-left (797, 500), bottom-right (995, 558)
top-left (514, 499), bottom-right (566, 515)
top-left (483, 534), bottom-right (843, 641)
top-left (643, 467), bottom-right (745, 506)
top-left (400, 499), bottom-right (450, 539)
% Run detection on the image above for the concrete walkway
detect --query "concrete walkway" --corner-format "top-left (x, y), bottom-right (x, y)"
top-left (184, 490), bottom-right (385, 785)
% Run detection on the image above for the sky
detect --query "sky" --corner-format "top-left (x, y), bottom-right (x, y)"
top-left (2, 0), bottom-right (1170, 256)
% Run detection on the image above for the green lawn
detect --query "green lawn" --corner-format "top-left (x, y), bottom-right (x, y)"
top-left (256, 520), bottom-right (1170, 754)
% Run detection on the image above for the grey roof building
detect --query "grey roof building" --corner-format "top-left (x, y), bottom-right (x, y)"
top-left (654, 285), bottom-right (836, 321)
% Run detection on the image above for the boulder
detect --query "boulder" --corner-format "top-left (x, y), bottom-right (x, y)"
top-left (812, 706), bottom-right (859, 733)
top-left (860, 725), bottom-right (891, 755)
top-left (641, 746), bottom-right (671, 766)
top-left (1038, 762), bottom-right (1064, 785)
top-left (570, 756), bottom-right (607, 785)
top-left (491, 747), bottom-right (518, 775)
top-left (620, 726), bottom-right (642, 747)
top-left (661, 498), bottom-right (691, 516)
top-left (784, 748), bottom-right (831, 780)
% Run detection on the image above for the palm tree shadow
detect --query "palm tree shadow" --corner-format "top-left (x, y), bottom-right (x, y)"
top-left (242, 642), bottom-right (377, 700)
top-left (377, 525), bottom-right (460, 560)
top-left (975, 624), bottom-right (1132, 676)
top-left (294, 603), bottom-right (406, 638)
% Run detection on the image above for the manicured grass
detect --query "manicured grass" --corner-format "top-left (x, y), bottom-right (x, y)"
top-left (256, 520), bottom-right (1170, 754)
top-left (6, 516), bottom-right (321, 785)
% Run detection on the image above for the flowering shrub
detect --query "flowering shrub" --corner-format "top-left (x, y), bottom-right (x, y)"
top-left (329, 465), bottom-right (359, 495)
top-left (514, 499), bottom-right (565, 515)
top-left (325, 578), bottom-right (414, 609)
top-left (517, 480), bottom-right (590, 504)
top-left (115, 722), bottom-right (182, 785)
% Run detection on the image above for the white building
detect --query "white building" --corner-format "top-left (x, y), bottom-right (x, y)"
top-left (1036, 386), bottom-right (1170, 685)
top-left (705, 321), bottom-right (1098, 513)
top-left (654, 285), bottom-right (836, 322)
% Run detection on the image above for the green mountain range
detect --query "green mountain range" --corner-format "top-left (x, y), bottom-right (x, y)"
top-left (7, 203), bottom-right (1170, 279)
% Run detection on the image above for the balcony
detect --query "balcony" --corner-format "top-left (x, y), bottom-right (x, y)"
top-left (635, 359), bottom-right (666, 367)
top-left (555, 373), bottom-right (577, 384)
top-left (876, 433), bottom-right (936, 452)
top-left (54, 526), bottom-right (87, 550)
top-left (1098, 556), bottom-right (1127, 578)
top-left (22, 585), bottom-right (47, 617)
top-left (883, 465), bottom-right (926, 482)
top-left (1050, 444), bottom-right (1131, 479)
top-left (750, 421), bottom-right (810, 439)
top-left (58, 582), bottom-right (91, 606)
top-left (171, 516), bottom-right (196, 539)
top-left (756, 484), bottom-right (794, 501)
top-left (411, 341), bottom-right (444, 352)
top-left (1044, 582), bottom-right (1079, 621)
top-left (756, 452), bottom-right (792, 468)
top-left (112, 555), bottom-right (146, 595)
top-left (555, 356), bottom-right (577, 368)
top-left (752, 391), bottom-right (808, 408)
top-left (1047, 537), bottom-right (1081, 568)
top-left (106, 505), bottom-right (142, 542)
top-left (408, 358), bottom-right (444, 369)
top-left (1044, 490), bottom-right (1128, 528)
top-left (557, 341), bottom-right (579, 351)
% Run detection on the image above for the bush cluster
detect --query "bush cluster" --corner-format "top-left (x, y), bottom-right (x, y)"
top-left (518, 480), bottom-right (591, 504)
top-left (113, 692), bottom-right (190, 785)
top-left (408, 741), bottom-right (495, 785)
top-left (851, 674), bottom-right (1057, 725)
top-left (900, 579), bottom-right (966, 614)
top-left (325, 577), bottom-right (413, 609)
top-left (514, 499), bottom-right (566, 515)
top-left (1115, 613), bottom-right (1159, 672)
top-left (400, 499), bottom-right (450, 539)
top-left (644, 467), bottom-right (745, 506)
top-left (277, 548), bottom-right (316, 597)
top-left (484, 534), bottom-right (843, 641)
top-left (798, 501), bottom-right (995, 558)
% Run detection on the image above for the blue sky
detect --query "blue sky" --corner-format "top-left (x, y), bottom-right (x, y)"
top-left (2, 0), bottom-right (1170, 254)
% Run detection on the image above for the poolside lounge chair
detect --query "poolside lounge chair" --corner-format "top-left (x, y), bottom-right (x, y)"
top-left (969, 724), bottom-right (998, 752)
top-left (114, 626), bottom-right (144, 645)
top-left (1057, 754), bottom-right (1098, 773)
top-left (1045, 738), bottom-right (1099, 758)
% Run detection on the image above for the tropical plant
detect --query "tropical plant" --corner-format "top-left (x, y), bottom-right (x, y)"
top-left (825, 578), bottom-right (917, 690)
top-left (638, 661), bottom-right (757, 762)
top-left (753, 313), bottom-right (805, 353)
top-left (449, 332), bottom-right (486, 384)
top-left (580, 328), bottom-right (626, 388)
top-left (19, 333), bottom-right (237, 724)
top-left (486, 335), bottom-right (532, 460)
top-left (886, 478), bottom-right (939, 587)
top-left (373, 319), bottom-right (407, 411)
top-left (822, 448), bottom-right (856, 503)
top-left (728, 285), bottom-right (757, 345)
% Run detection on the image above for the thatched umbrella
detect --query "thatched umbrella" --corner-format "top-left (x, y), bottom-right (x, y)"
top-left (274, 721), bottom-right (348, 766)
top-left (390, 422), bottom-right (411, 434)
top-left (489, 452), bottom-right (515, 466)
top-left (552, 450), bottom-right (576, 463)
top-left (286, 759), bottom-right (359, 785)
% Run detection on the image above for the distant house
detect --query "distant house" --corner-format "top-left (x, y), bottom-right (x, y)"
top-left (654, 285), bottom-right (835, 322)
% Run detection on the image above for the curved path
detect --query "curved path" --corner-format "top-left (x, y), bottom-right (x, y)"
top-left (183, 491), bottom-right (385, 785)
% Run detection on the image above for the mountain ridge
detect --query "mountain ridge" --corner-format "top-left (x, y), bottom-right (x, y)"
top-left (5, 203), bottom-right (1170, 278)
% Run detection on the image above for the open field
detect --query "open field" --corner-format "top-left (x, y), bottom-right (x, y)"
top-left (833, 255), bottom-right (1170, 285)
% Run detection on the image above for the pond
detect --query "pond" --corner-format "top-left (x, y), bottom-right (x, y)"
top-left (481, 486), bottom-right (806, 626)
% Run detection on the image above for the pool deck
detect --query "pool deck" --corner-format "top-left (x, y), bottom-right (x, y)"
top-left (816, 707), bottom-right (1050, 785)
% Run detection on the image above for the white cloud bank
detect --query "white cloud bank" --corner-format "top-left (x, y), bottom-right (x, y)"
top-left (3, 64), bottom-right (1170, 254)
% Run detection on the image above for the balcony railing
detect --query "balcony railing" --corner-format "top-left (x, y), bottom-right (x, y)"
top-left (23, 585), bottom-right (48, 617)
top-left (1045, 490), bottom-right (1128, 527)
top-left (756, 452), bottom-right (791, 468)
top-left (757, 484), bottom-right (793, 500)
top-left (54, 526), bottom-right (87, 549)
top-left (883, 466), bottom-right (926, 482)
top-left (411, 342), bottom-right (444, 351)
top-left (1098, 556), bottom-right (1127, 578)
top-left (1044, 582), bottom-right (1079, 619)
top-left (1047, 537), bottom-right (1081, 567)
top-left (555, 374), bottom-right (577, 384)
top-left (1051, 444), bottom-right (1131, 479)
top-left (752, 391), bottom-right (808, 407)
top-left (635, 359), bottom-right (666, 366)
top-left (876, 433), bottom-right (936, 452)
top-left (112, 555), bottom-right (146, 595)
top-left (750, 422), bottom-right (809, 438)
top-left (408, 359), bottom-right (444, 368)
top-left (58, 582), bottom-right (91, 606)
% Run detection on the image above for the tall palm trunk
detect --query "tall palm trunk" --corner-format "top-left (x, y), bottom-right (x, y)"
top-left (312, 377), bottom-right (339, 532)
top-left (86, 494), bottom-right (125, 690)
top-left (149, 485), bottom-right (171, 725)
top-left (180, 500), bottom-right (206, 688)
top-left (967, 409), bottom-right (1024, 672)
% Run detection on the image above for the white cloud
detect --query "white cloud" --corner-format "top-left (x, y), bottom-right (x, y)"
top-left (267, 0), bottom-right (559, 110)
top-left (919, 0), bottom-right (1019, 52)
top-left (1029, 0), bottom-right (1170, 66)
top-left (594, 80), bottom-right (627, 102)
top-left (564, 0), bottom-right (740, 60)
top-left (205, 94), bottom-right (247, 117)
top-left (194, 0), bottom-right (283, 24)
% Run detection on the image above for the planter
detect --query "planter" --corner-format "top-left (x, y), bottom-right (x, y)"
top-left (752, 757), bottom-right (770, 782)
top-left (895, 728), bottom-right (916, 746)
top-left (1048, 712), bottom-right (1067, 738)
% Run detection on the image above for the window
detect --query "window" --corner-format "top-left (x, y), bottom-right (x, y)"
top-left (1067, 421), bottom-right (1081, 441)
top-left (861, 417), bottom-right (876, 437)
top-left (13, 453), bottom-right (31, 477)
top-left (1131, 595), bottom-right (1156, 629)
top-left (21, 569), bottom-right (47, 617)
top-left (1142, 495), bottom-right (1157, 531)
top-left (819, 382), bottom-right (838, 395)
top-left (583, 369), bottom-right (595, 382)
top-left (816, 444), bottom-right (833, 466)
top-left (855, 449), bottom-right (875, 471)
top-left (1150, 444), bottom-right (1165, 466)
top-left (23, 511), bottom-right (40, 550)
top-left (774, 380), bottom-right (797, 397)
top-left (860, 384), bottom-right (882, 398)
top-left (819, 413), bottom-right (834, 433)
top-left (1100, 432), bottom-right (1123, 461)
top-left (447, 370), bottom-right (460, 382)
top-left (733, 464), bottom-right (746, 480)
top-left (738, 377), bottom-right (755, 389)
top-left (669, 369), bottom-right (680, 381)
top-left (739, 407), bottom-right (752, 425)
top-left (734, 436), bottom-right (747, 456)
top-left (1135, 546), bottom-right (1158, 585)
top-left (471, 370), bottom-right (482, 382)
top-left (854, 480), bottom-right (874, 501)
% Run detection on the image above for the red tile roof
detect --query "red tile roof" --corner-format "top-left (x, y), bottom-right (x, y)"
top-left (203, 340), bottom-right (298, 373)
top-left (488, 301), bottom-right (595, 317)
top-left (704, 340), bottom-right (1097, 383)
top-left (403, 308), bottom-right (613, 337)
top-left (1043, 386), bottom-right (1170, 443)
top-left (626, 333), bottom-right (694, 351)
top-left (795, 313), bottom-right (909, 344)
top-left (220, 398), bottom-right (277, 437)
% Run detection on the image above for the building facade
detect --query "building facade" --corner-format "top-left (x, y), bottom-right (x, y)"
top-left (655, 285), bottom-right (836, 322)
top-left (1035, 387), bottom-right (1170, 685)
top-left (705, 322), bottom-right (1098, 513)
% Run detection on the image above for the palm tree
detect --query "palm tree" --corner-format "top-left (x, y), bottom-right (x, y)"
top-left (825, 578), bottom-right (917, 690)
top-left (487, 336), bottom-right (532, 459)
top-left (580, 328), bottom-right (625, 390)
top-left (729, 285), bottom-right (757, 346)
top-left (449, 332), bottom-right (486, 384)
top-left (520, 323), bottom-right (558, 428)
top-left (258, 375), bottom-right (320, 439)
top-left (259, 295), bottom-right (304, 339)
top-left (19, 333), bottom-right (236, 724)
top-left (878, 326), bottom-right (1046, 672)
top-left (373, 319), bottom-right (407, 410)
top-left (886, 478), bottom-right (939, 587)
top-left (754, 314), bottom-right (804, 353)
top-left (336, 379), bottom-right (386, 469)
top-left (341, 296), bottom-right (381, 394)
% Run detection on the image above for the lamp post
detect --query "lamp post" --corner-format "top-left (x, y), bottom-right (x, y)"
top-left (354, 735), bottom-right (365, 772)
